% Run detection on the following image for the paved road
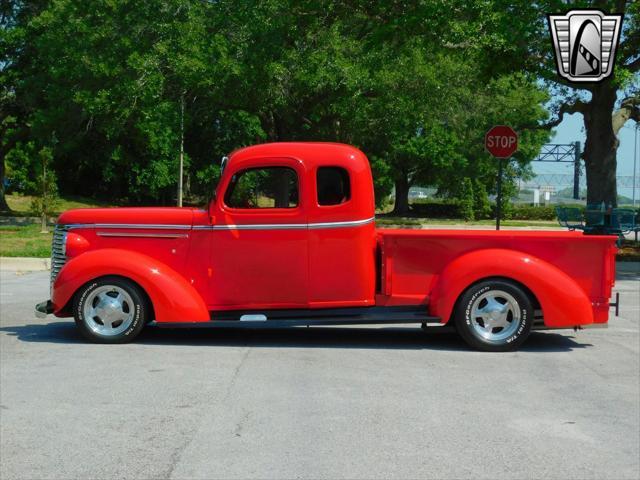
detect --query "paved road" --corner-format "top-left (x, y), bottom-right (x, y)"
top-left (1, 267), bottom-right (638, 480)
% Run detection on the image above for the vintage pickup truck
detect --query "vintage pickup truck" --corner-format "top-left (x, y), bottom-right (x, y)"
top-left (35, 143), bottom-right (618, 351)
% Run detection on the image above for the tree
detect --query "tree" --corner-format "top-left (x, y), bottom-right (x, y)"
top-left (480, 0), bottom-right (639, 207)
top-left (4, 0), bottom-right (634, 212)
top-left (3, 0), bottom-right (260, 204)
top-left (30, 147), bottom-right (58, 232)
top-left (319, 2), bottom-right (551, 214)
top-left (459, 178), bottom-right (475, 221)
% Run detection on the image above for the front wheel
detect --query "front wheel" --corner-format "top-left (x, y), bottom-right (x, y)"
top-left (454, 279), bottom-right (533, 352)
top-left (73, 276), bottom-right (148, 344)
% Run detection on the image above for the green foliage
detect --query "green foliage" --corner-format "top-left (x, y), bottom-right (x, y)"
top-left (368, 155), bottom-right (394, 209)
top-left (504, 205), bottom-right (557, 221)
top-left (5, 141), bottom-right (39, 194)
top-left (472, 180), bottom-right (492, 220)
top-left (410, 200), bottom-right (559, 221)
top-left (3, 0), bottom-right (633, 210)
top-left (410, 200), bottom-right (465, 219)
top-left (459, 178), bottom-right (475, 221)
top-left (29, 147), bottom-right (59, 217)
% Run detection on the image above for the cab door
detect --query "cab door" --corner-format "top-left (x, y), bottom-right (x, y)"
top-left (209, 158), bottom-right (309, 309)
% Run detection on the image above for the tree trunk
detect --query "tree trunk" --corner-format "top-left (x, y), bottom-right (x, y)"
top-left (583, 81), bottom-right (618, 207)
top-left (0, 157), bottom-right (10, 213)
top-left (392, 174), bottom-right (410, 215)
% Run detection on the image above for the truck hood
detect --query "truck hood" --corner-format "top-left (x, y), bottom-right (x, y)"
top-left (57, 207), bottom-right (195, 227)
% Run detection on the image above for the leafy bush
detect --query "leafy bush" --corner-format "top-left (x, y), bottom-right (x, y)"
top-left (473, 180), bottom-right (492, 219)
top-left (410, 200), bottom-right (560, 221)
top-left (410, 200), bottom-right (464, 218)
top-left (459, 178), bottom-right (474, 221)
top-left (504, 205), bottom-right (557, 220)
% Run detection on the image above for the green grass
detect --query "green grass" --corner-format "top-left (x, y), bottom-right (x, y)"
top-left (0, 224), bottom-right (52, 257)
top-left (4, 194), bottom-right (108, 216)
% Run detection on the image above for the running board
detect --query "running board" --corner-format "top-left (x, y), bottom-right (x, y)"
top-left (153, 306), bottom-right (442, 329)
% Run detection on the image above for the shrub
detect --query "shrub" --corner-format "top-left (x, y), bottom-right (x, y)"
top-left (409, 200), bottom-right (560, 221)
top-left (503, 205), bottom-right (557, 220)
top-left (459, 178), bottom-right (474, 221)
top-left (410, 200), bottom-right (463, 218)
top-left (473, 180), bottom-right (492, 219)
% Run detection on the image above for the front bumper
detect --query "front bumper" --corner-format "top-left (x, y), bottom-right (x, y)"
top-left (35, 300), bottom-right (54, 318)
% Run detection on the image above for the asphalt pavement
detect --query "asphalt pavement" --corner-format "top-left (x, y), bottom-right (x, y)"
top-left (1, 267), bottom-right (639, 480)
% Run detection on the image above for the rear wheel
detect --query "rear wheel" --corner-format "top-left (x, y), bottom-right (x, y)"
top-left (454, 279), bottom-right (533, 352)
top-left (73, 276), bottom-right (147, 344)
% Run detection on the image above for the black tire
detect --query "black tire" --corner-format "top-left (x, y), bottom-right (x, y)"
top-left (454, 279), bottom-right (533, 352)
top-left (73, 276), bottom-right (148, 344)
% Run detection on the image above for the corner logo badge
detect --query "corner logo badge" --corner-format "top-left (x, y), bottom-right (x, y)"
top-left (548, 9), bottom-right (622, 83)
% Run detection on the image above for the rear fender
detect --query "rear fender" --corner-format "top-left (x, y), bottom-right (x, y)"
top-left (429, 248), bottom-right (593, 328)
top-left (52, 249), bottom-right (209, 322)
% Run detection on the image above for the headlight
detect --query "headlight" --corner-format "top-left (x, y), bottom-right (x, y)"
top-left (65, 232), bottom-right (90, 258)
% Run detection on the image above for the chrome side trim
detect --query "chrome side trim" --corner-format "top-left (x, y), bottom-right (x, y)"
top-left (210, 223), bottom-right (308, 231)
top-left (66, 223), bottom-right (191, 230)
top-left (63, 216), bottom-right (376, 232)
top-left (95, 223), bottom-right (191, 230)
top-left (192, 216), bottom-right (375, 231)
top-left (96, 232), bottom-right (189, 238)
top-left (308, 217), bottom-right (375, 229)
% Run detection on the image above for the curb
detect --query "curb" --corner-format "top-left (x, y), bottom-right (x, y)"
top-left (0, 257), bottom-right (51, 272)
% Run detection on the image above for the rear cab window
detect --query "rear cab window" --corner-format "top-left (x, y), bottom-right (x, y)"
top-left (317, 167), bottom-right (351, 206)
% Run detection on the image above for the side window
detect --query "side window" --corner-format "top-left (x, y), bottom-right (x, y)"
top-left (317, 167), bottom-right (351, 206)
top-left (225, 167), bottom-right (299, 209)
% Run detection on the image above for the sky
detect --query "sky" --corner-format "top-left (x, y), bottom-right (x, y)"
top-left (539, 111), bottom-right (639, 202)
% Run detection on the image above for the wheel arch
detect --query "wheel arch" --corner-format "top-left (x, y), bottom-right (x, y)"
top-left (429, 248), bottom-right (593, 328)
top-left (61, 274), bottom-right (156, 321)
top-left (52, 249), bottom-right (209, 323)
top-left (448, 275), bottom-right (540, 323)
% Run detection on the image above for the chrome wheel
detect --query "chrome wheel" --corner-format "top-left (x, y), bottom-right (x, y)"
top-left (83, 285), bottom-right (135, 336)
top-left (470, 290), bottom-right (521, 342)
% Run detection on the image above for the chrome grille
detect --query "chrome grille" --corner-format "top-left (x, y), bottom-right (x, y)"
top-left (50, 224), bottom-right (68, 288)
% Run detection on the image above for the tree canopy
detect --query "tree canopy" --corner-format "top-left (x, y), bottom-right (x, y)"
top-left (1, 1), bottom-right (637, 212)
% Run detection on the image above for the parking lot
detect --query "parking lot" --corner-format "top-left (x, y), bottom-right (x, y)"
top-left (1, 266), bottom-right (639, 480)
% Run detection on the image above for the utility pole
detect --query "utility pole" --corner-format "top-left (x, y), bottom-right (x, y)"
top-left (40, 156), bottom-right (47, 233)
top-left (573, 141), bottom-right (581, 200)
top-left (633, 124), bottom-right (638, 208)
top-left (177, 93), bottom-right (185, 207)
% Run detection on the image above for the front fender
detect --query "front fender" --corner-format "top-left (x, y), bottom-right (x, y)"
top-left (52, 249), bottom-right (209, 323)
top-left (429, 248), bottom-right (593, 328)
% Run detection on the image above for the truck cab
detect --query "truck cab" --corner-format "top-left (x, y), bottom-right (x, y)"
top-left (36, 142), bottom-right (618, 351)
top-left (204, 142), bottom-right (376, 310)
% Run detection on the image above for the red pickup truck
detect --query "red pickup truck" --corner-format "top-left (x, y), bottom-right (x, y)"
top-left (35, 143), bottom-right (617, 351)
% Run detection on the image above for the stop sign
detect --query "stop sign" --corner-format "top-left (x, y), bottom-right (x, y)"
top-left (485, 125), bottom-right (518, 158)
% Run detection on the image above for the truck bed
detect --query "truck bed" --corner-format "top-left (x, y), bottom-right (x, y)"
top-left (376, 229), bottom-right (617, 326)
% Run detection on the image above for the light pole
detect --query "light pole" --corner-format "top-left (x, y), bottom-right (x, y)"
top-left (633, 123), bottom-right (638, 208)
top-left (177, 93), bottom-right (185, 207)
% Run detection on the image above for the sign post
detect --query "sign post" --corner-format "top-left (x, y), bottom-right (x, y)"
top-left (485, 125), bottom-right (518, 230)
top-left (495, 157), bottom-right (504, 230)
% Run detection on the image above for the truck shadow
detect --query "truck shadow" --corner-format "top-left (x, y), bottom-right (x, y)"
top-left (0, 322), bottom-right (593, 352)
